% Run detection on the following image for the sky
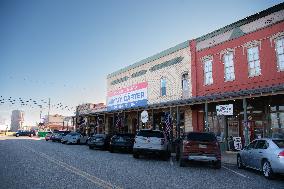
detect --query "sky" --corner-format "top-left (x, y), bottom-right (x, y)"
top-left (0, 0), bottom-right (283, 126)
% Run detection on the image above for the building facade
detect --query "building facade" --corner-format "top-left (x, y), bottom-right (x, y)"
top-left (189, 3), bottom-right (284, 148)
top-left (106, 41), bottom-right (193, 137)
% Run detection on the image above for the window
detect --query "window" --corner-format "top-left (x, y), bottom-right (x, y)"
top-left (160, 78), bottom-right (166, 96)
top-left (255, 140), bottom-right (268, 149)
top-left (276, 38), bottom-right (284, 71)
top-left (182, 73), bottom-right (189, 91)
top-left (204, 59), bottom-right (213, 85)
top-left (247, 46), bottom-right (261, 77)
top-left (223, 52), bottom-right (235, 81)
top-left (246, 140), bottom-right (257, 150)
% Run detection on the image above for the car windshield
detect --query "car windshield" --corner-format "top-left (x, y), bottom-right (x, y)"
top-left (137, 130), bottom-right (164, 138)
top-left (273, 140), bottom-right (284, 148)
top-left (186, 133), bottom-right (216, 142)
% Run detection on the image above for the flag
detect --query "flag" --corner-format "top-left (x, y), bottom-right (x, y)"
top-left (164, 113), bottom-right (172, 137)
top-left (116, 115), bottom-right (121, 128)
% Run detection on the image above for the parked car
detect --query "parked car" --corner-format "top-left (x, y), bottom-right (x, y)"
top-left (133, 129), bottom-right (170, 160)
top-left (88, 134), bottom-right (112, 150)
top-left (51, 131), bottom-right (70, 142)
top-left (45, 132), bottom-right (53, 141)
top-left (179, 132), bottom-right (221, 169)
top-left (65, 132), bottom-right (88, 145)
top-left (237, 138), bottom-right (284, 179)
top-left (14, 130), bottom-right (35, 137)
top-left (109, 133), bottom-right (135, 153)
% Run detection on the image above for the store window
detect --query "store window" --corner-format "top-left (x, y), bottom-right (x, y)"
top-left (182, 72), bottom-right (189, 91)
top-left (270, 105), bottom-right (284, 137)
top-left (223, 52), bottom-right (235, 81)
top-left (203, 59), bottom-right (213, 85)
top-left (276, 37), bottom-right (284, 71)
top-left (160, 77), bottom-right (167, 96)
top-left (247, 46), bottom-right (261, 77)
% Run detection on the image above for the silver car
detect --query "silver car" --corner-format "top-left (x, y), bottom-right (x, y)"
top-left (237, 138), bottom-right (284, 179)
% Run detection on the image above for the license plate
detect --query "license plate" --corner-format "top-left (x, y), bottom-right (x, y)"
top-left (199, 144), bottom-right (207, 148)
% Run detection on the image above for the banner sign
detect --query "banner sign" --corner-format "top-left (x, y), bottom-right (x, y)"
top-left (107, 82), bottom-right (148, 111)
top-left (216, 104), bottom-right (233, 115)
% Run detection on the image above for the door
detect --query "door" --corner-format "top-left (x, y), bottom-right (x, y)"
top-left (252, 140), bottom-right (268, 170)
top-left (242, 140), bottom-right (257, 167)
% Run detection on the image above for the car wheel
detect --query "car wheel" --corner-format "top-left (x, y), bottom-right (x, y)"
top-left (237, 155), bottom-right (244, 169)
top-left (213, 160), bottom-right (221, 169)
top-left (45, 139), bottom-right (48, 141)
top-left (110, 147), bottom-right (114, 153)
top-left (262, 160), bottom-right (274, 179)
top-left (161, 152), bottom-right (169, 161)
top-left (133, 152), bottom-right (139, 159)
top-left (16, 134), bottom-right (19, 137)
top-left (89, 146), bottom-right (94, 150)
top-left (179, 158), bottom-right (186, 167)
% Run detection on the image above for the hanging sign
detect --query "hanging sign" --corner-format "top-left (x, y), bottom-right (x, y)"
top-left (141, 110), bottom-right (148, 123)
top-left (107, 82), bottom-right (148, 111)
top-left (216, 104), bottom-right (233, 115)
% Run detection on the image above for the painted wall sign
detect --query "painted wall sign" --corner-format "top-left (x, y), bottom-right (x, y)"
top-left (107, 82), bottom-right (148, 111)
top-left (216, 104), bottom-right (233, 115)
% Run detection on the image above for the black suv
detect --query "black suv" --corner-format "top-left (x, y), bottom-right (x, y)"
top-left (14, 130), bottom-right (35, 137)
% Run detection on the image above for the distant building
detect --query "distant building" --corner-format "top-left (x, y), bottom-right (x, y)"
top-left (10, 110), bottom-right (24, 132)
top-left (44, 114), bottom-right (65, 131)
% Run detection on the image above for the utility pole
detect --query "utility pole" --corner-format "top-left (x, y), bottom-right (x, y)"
top-left (48, 98), bottom-right (50, 124)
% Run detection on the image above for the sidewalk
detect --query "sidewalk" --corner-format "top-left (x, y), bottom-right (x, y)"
top-left (222, 151), bottom-right (238, 165)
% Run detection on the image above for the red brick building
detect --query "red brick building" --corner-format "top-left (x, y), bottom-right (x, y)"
top-left (190, 3), bottom-right (284, 148)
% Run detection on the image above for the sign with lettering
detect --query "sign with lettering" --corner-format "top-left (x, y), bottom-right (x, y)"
top-left (216, 104), bottom-right (233, 115)
top-left (233, 137), bottom-right (242, 151)
top-left (107, 82), bottom-right (148, 111)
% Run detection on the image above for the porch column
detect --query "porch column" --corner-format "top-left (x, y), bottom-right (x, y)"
top-left (243, 98), bottom-right (249, 146)
top-left (205, 102), bottom-right (208, 132)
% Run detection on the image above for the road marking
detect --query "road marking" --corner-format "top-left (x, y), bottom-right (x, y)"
top-left (22, 145), bottom-right (123, 189)
top-left (222, 165), bottom-right (250, 179)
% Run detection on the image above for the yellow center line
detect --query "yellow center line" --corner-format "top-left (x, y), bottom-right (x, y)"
top-left (22, 145), bottom-right (123, 189)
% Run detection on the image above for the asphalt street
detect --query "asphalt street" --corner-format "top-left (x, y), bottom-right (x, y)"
top-left (0, 136), bottom-right (283, 189)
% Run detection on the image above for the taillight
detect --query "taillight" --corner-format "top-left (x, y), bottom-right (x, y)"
top-left (161, 138), bottom-right (165, 145)
top-left (278, 151), bottom-right (284, 158)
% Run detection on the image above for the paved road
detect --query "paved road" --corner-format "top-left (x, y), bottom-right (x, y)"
top-left (0, 136), bottom-right (283, 189)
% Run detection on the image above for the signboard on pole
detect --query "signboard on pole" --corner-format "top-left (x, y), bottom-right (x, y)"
top-left (107, 82), bottom-right (148, 111)
top-left (216, 104), bottom-right (233, 115)
top-left (141, 110), bottom-right (148, 123)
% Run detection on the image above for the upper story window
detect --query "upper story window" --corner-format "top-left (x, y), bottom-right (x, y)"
top-left (223, 52), bottom-right (235, 81)
top-left (182, 73), bottom-right (189, 91)
top-left (160, 77), bottom-right (167, 96)
top-left (203, 59), bottom-right (213, 85)
top-left (276, 37), bottom-right (284, 71)
top-left (247, 46), bottom-right (261, 77)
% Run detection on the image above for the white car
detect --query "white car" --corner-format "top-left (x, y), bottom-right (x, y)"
top-left (133, 129), bottom-right (170, 160)
top-left (237, 138), bottom-right (284, 179)
top-left (66, 132), bottom-right (88, 145)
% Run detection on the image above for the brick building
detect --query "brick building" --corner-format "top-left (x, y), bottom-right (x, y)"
top-left (189, 3), bottom-right (284, 148)
top-left (105, 41), bottom-right (193, 137)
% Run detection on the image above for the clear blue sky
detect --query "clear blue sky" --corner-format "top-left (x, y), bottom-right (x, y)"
top-left (0, 0), bottom-right (283, 126)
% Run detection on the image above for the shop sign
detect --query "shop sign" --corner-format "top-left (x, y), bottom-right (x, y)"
top-left (233, 137), bottom-right (242, 151)
top-left (107, 82), bottom-right (148, 111)
top-left (216, 104), bottom-right (233, 115)
top-left (141, 110), bottom-right (148, 123)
